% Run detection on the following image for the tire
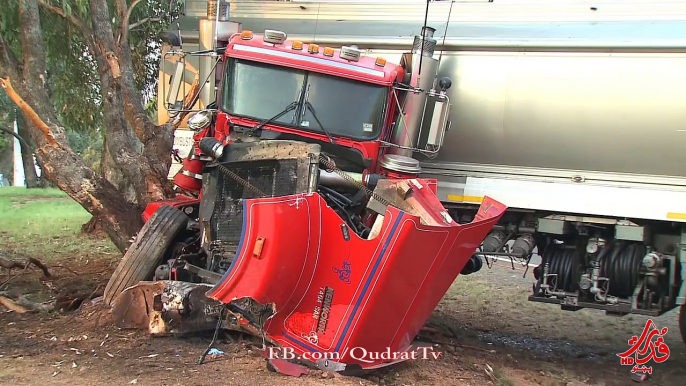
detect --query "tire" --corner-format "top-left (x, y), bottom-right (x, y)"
top-left (104, 205), bottom-right (189, 305)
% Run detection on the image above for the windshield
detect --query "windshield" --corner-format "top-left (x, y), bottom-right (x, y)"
top-left (221, 58), bottom-right (387, 140)
top-left (223, 60), bottom-right (305, 126)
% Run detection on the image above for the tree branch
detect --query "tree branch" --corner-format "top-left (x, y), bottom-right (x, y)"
top-left (120, 0), bottom-right (143, 45)
top-left (38, 1), bottom-right (92, 38)
top-left (0, 125), bottom-right (33, 151)
top-left (0, 77), bottom-right (58, 146)
top-left (128, 16), bottom-right (163, 31)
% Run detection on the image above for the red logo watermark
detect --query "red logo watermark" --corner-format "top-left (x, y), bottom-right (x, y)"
top-left (617, 319), bottom-right (670, 375)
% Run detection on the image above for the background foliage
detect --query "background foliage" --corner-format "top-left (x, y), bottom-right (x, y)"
top-left (0, 0), bottom-right (177, 174)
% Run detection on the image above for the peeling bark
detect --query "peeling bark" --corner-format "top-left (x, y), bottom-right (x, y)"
top-left (0, 78), bottom-right (57, 146)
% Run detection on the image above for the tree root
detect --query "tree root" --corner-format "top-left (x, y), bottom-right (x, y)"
top-left (0, 256), bottom-right (52, 278)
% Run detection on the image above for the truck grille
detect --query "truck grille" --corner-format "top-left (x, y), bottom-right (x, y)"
top-left (211, 159), bottom-right (300, 245)
top-left (198, 141), bottom-right (320, 270)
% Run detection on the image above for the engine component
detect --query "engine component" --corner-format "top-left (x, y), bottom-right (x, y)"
top-left (512, 233), bottom-right (536, 257)
top-left (198, 137), bottom-right (225, 159)
top-left (378, 154), bottom-right (421, 176)
top-left (482, 231), bottom-right (507, 253)
top-left (188, 111), bottom-right (212, 131)
top-left (586, 237), bottom-right (606, 254)
top-left (173, 158), bottom-right (204, 192)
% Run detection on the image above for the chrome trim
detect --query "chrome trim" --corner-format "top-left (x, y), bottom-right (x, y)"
top-left (420, 162), bottom-right (686, 190)
top-left (181, 170), bottom-right (204, 180)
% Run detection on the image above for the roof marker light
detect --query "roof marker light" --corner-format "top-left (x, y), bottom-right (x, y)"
top-left (375, 57), bottom-right (387, 67)
top-left (240, 30), bottom-right (254, 40)
top-left (291, 41), bottom-right (303, 50)
top-left (263, 29), bottom-right (287, 45)
top-left (308, 44), bottom-right (319, 54)
top-left (323, 47), bottom-right (335, 57)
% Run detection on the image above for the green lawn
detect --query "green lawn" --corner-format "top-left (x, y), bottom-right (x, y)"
top-left (0, 187), bottom-right (116, 260)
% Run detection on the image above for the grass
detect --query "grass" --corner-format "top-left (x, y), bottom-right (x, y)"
top-left (0, 186), bottom-right (68, 198)
top-left (493, 367), bottom-right (515, 386)
top-left (0, 187), bottom-right (116, 260)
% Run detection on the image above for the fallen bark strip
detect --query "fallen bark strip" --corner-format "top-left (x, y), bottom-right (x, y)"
top-left (0, 256), bottom-right (52, 278)
top-left (0, 296), bottom-right (29, 313)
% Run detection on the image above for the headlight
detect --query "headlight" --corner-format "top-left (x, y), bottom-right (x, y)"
top-left (188, 111), bottom-right (212, 131)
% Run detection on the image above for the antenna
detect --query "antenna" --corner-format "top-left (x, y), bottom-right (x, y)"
top-left (417, 0), bottom-right (430, 80)
top-left (436, 0), bottom-right (455, 78)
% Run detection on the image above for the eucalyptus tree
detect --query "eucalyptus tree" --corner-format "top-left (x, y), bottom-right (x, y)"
top-left (0, 0), bottom-right (179, 251)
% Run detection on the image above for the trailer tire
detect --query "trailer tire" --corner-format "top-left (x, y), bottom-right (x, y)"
top-left (103, 205), bottom-right (189, 306)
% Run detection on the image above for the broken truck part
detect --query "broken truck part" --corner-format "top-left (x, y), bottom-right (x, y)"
top-left (112, 148), bottom-right (506, 369)
top-left (155, 0), bottom-right (686, 343)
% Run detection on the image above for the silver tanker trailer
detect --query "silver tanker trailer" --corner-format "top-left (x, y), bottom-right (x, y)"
top-left (165, 0), bottom-right (686, 342)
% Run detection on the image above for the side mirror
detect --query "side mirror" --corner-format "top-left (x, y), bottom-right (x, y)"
top-left (426, 97), bottom-right (449, 148)
top-left (426, 77), bottom-right (452, 149)
top-left (166, 61), bottom-right (185, 116)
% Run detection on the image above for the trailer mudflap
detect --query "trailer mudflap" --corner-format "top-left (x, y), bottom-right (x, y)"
top-left (206, 185), bottom-right (505, 369)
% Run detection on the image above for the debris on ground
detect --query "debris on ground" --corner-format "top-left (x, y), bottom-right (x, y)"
top-left (206, 348), bottom-right (224, 359)
top-left (0, 255), bottom-right (52, 278)
top-left (0, 296), bottom-right (29, 313)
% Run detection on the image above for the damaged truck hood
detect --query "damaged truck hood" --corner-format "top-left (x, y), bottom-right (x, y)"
top-left (113, 179), bottom-right (505, 371)
top-left (206, 186), bottom-right (505, 369)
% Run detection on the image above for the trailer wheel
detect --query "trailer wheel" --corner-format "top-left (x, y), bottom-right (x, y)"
top-left (680, 305), bottom-right (686, 345)
top-left (103, 205), bottom-right (189, 305)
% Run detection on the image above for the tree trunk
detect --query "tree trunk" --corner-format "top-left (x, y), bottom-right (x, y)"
top-left (15, 112), bottom-right (39, 188)
top-left (0, 0), bottom-right (145, 252)
top-left (0, 0), bottom-right (177, 252)
top-left (101, 135), bottom-right (137, 203)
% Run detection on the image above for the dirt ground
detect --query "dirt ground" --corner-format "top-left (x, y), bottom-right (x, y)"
top-left (1, 255), bottom-right (683, 386)
top-left (0, 190), bottom-right (684, 385)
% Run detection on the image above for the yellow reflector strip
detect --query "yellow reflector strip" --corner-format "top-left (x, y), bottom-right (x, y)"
top-left (447, 194), bottom-right (484, 203)
top-left (667, 212), bottom-right (686, 220)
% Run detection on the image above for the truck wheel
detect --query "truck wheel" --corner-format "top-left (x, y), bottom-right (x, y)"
top-left (103, 205), bottom-right (189, 305)
top-left (680, 305), bottom-right (686, 345)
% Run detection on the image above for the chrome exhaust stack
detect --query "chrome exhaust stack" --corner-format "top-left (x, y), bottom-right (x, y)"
top-left (198, 0), bottom-right (240, 107)
top-left (389, 26), bottom-right (440, 157)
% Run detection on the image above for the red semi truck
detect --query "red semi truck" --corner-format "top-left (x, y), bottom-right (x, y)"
top-left (105, 24), bottom-right (505, 372)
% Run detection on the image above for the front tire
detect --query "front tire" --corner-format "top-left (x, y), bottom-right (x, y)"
top-left (104, 205), bottom-right (189, 305)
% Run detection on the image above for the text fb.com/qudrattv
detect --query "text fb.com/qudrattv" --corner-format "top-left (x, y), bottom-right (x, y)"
top-left (268, 346), bottom-right (443, 363)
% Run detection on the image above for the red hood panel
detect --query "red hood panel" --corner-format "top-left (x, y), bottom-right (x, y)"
top-left (207, 183), bottom-right (505, 369)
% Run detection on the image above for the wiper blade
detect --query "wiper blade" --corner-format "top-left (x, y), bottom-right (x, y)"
top-left (252, 101), bottom-right (298, 131)
top-left (304, 102), bottom-right (335, 144)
